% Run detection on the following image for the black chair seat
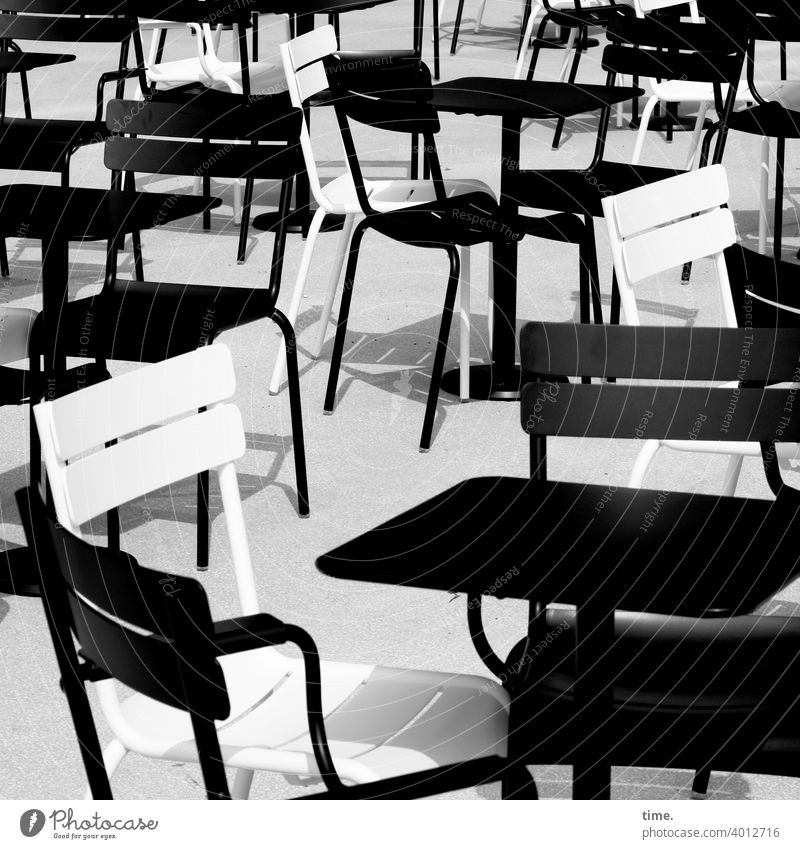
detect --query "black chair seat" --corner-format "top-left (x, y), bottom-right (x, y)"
top-left (365, 192), bottom-right (582, 248)
top-left (53, 279), bottom-right (274, 363)
top-left (514, 161), bottom-right (683, 217)
top-left (0, 185), bottom-right (220, 241)
top-left (726, 102), bottom-right (800, 139)
top-left (0, 51), bottom-right (74, 74)
top-left (545, 6), bottom-right (633, 30)
top-left (316, 476), bottom-right (800, 617)
top-left (0, 117), bottom-right (108, 170)
top-left (505, 607), bottom-right (800, 777)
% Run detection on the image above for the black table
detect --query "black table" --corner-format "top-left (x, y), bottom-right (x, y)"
top-left (422, 77), bottom-right (640, 400)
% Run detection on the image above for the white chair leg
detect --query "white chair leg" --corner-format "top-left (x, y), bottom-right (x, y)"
top-left (232, 179), bottom-right (242, 225)
top-left (721, 453), bottom-right (744, 497)
top-left (684, 101), bottom-right (709, 171)
top-left (313, 213), bottom-right (356, 360)
top-left (630, 95), bottom-right (659, 166)
top-left (459, 246), bottom-right (471, 400)
top-left (556, 28), bottom-right (578, 82)
top-left (628, 439), bottom-right (662, 488)
top-left (193, 176), bottom-right (202, 194)
top-left (269, 206), bottom-right (326, 394)
top-left (487, 243), bottom-right (494, 350)
top-left (514, 4), bottom-right (541, 80)
top-left (474, 0), bottom-right (487, 32)
top-left (83, 738), bottom-right (127, 800)
top-left (232, 768), bottom-right (255, 800)
top-left (759, 135), bottom-right (770, 255)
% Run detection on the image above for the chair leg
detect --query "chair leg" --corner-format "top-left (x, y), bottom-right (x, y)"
top-left (774, 135), bottom-right (785, 259)
top-left (630, 95), bottom-right (659, 166)
top-left (313, 214), bottom-right (355, 361)
top-left (526, 17), bottom-right (551, 81)
top-left (232, 768), bottom-right (255, 800)
top-left (501, 765), bottom-right (538, 800)
top-left (759, 136), bottom-right (770, 256)
top-left (433, 0), bottom-right (440, 80)
top-left (419, 247), bottom-right (459, 452)
top-left (556, 26), bottom-right (579, 83)
top-left (487, 242), bottom-right (494, 350)
top-left (203, 175), bottom-right (212, 231)
top-left (269, 207), bottom-right (327, 394)
top-left (196, 468), bottom-right (210, 571)
top-left (236, 178), bottom-right (254, 264)
top-left (684, 102), bottom-right (709, 171)
top-left (610, 270), bottom-right (621, 326)
top-left (20, 69), bottom-right (31, 119)
top-left (515, 2), bottom-right (540, 80)
top-left (628, 439), bottom-right (661, 488)
top-left (581, 219), bottom-right (603, 326)
top-left (451, 0), bottom-right (466, 55)
top-left (692, 766), bottom-right (711, 798)
top-left (323, 221), bottom-right (366, 415)
top-left (459, 246), bottom-right (471, 401)
top-left (0, 238), bottom-right (8, 277)
top-left (474, 0), bottom-right (487, 32)
top-left (552, 29), bottom-right (582, 149)
top-left (721, 453), bottom-right (744, 497)
top-left (271, 309), bottom-right (310, 516)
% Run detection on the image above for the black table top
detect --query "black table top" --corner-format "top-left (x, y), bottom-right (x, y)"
top-left (0, 185), bottom-right (219, 241)
top-left (317, 475), bottom-right (800, 618)
top-left (134, 0), bottom-right (397, 23)
top-left (428, 78), bottom-right (644, 121)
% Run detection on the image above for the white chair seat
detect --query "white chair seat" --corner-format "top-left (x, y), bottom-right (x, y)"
top-left (204, 60), bottom-right (289, 96)
top-left (114, 650), bottom-right (509, 784)
top-left (321, 174), bottom-right (496, 214)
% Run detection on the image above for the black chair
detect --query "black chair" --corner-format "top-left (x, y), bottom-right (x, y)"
top-left (0, 1), bottom-right (141, 274)
top-left (321, 55), bottom-right (582, 450)
top-left (704, 3), bottom-right (800, 260)
top-left (514, 13), bottom-right (746, 321)
top-left (317, 321), bottom-right (800, 799)
top-left (522, 0), bottom-right (634, 149)
top-left (45, 91), bottom-right (310, 567)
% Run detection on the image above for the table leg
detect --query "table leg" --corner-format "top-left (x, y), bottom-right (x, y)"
top-left (441, 115), bottom-right (524, 400)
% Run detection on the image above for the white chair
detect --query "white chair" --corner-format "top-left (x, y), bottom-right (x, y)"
top-left (601, 163), bottom-right (800, 493)
top-left (268, 25), bottom-right (497, 399)
top-left (33, 344), bottom-right (511, 798)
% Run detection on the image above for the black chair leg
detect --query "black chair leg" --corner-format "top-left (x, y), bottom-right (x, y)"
top-left (451, 0), bottom-right (465, 55)
top-left (526, 17), bottom-right (551, 81)
top-left (692, 766), bottom-right (711, 797)
top-left (271, 308), bottom-right (310, 517)
top-left (131, 230), bottom-right (144, 282)
top-left (0, 239), bottom-right (9, 277)
top-left (324, 222), bottom-right (366, 415)
top-left (433, 0), bottom-right (440, 80)
top-left (237, 178), bottom-right (254, 264)
top-left (774, 135), bottom-right (785, 259)
top-left (419, 247), bottom-right (459, 452)
top-left (552, 28), bottom-right (584, 149)
top-left (20, 70), bottom-right (31, 119)
top-left (610, 270), bottom-right (621, 326)
top-left (501, 766), bottom-right (538, 800)
top-left (517, 0), bottom-right (532, 60)
top-left (582, 219), bottom-right (603, 326)
top-left (197, 468), bottom-right (209, 571)
top-left (203, 174), bottom-right (211, 231)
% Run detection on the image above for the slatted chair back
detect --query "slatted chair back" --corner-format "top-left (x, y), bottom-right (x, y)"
top-left (33, 344), bottom-right (259, 615)
top-left (601, 164), bottom-right (737, 326)
top-left (20, 484), bottom-right (234, 799)
top-left (520, 322), bottom-right (800, 445)
top-left (0, 0), bottom-right (134, 43)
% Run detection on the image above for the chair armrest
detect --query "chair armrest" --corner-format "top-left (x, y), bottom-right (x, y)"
top-left (212, 616), bottom-right (347, 794)
top-left (295, 756), bottom-right (509, 799)
top-left (212, 613), bottom-right (288, 654)
top-left (96, 69), bottom-right (148, 122)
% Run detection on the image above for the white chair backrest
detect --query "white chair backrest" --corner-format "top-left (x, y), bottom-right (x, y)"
top-left (601, 164), bottom-right (737, 326)
top-left (34, 344), bottom-right (259, 615)
top-left (634, 0), bottom-right (699, 19)
top-left (280, 25), bottom-right (341, 211)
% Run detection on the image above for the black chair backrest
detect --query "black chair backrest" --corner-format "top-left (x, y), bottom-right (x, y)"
top-left (323, 54), bottom-right (446, 214)
top-left (0, 0), bottom-right (133, 43)
top-left (520, 323), bottom-right (800, 445)
top-left (725, 244), bottom-right (800, 330)
top-left (104, 95), bottom-right (302, 181)
top-left (603, 15), bottom-right (747, 86)
top-left (25, 485), bottom-right (231, 720)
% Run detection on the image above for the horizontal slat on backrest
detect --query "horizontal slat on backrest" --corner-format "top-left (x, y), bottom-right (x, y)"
top-left (520, 323), bottom-right (800, 382)
top-left (601, 44), bottom-right (743, 83)
top-left (521, 382), bottom-right (800, 442)
top-left (0, 0), bottom-right (127, 12)
top-left (636, 0), bottom-right (697, 13)
top-left (621, 207), bottom-right (735, 283)
top-left (294, 61), bottom-right (329, 103)
top-left (106, 96), bottom-right (301, 142)
top-left (609, 164), bottom-right (728, 238)
top-left (607, 15), bottom-right (746, 54)
top-left (63, 403), bottom-right (245, 526)
top-left (0, 14), bottom-right (131, 43)
top-left (43, 344), bottom-right (235, 460)
top-left (287, 23), bottom-right (337, 71)
top-left (105, 137), bottom-right (299, 179)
